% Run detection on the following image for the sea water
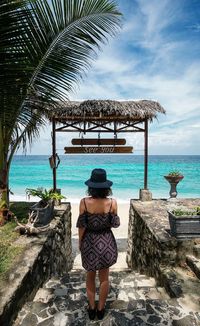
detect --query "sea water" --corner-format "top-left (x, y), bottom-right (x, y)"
top-left (10, 155), bottom-right (200, 202)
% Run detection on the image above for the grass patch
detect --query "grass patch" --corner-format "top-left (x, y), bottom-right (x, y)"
top-left (0, 202), bottom-right (34, 281)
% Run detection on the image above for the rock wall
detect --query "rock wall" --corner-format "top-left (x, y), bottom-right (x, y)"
top-left (0, 203), bottom-right (73, 326)
top-left (126, 200), bottom-right (197, 280)
top-left (127, 202), bottom-right (164, 279)
top-left (126, 199), bottom-right (200, 299)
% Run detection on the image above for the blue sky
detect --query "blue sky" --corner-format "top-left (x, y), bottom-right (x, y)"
top-left (23, 0), bottom-right (200, 155)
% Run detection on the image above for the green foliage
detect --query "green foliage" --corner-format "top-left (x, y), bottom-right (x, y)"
top-left (26, 187), bottom-right (66, 202)
top-left (172, 207), bottom-right (200, 216)
top-left (0, 0), bottom-right (122, 207)
top-left (0, 0), bottom-right (122, 153)
top-left (0, 200), bottom-right (8, 209)
top-left (167, 170), bottom-right (183, 177)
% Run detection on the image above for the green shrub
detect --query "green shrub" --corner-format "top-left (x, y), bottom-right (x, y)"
top-left (172, 207), bottom-right (200, 216)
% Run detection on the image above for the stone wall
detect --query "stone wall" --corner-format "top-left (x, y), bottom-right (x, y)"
top-left (126, 199), bottom-right (199, 280)
top-left (127, 202), bottom-right (164, 280)
top-left (0, 203), bottom-right (73, 326)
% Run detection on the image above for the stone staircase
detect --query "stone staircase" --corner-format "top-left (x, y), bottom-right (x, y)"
top-left (13, 211), bottom-right (200, 326)
top-left (14, 267), bottom-right (200, 326)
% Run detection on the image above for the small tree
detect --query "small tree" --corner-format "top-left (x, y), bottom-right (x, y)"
top-left (0, 0), bottom-right (121, 206)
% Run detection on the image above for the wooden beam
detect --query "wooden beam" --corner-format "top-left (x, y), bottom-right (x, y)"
top-left (58, 129), bottom-right (143, 133)
top-left (64, 146), bottom-right (133, 154)
top-left (54, 116), bottom-right (143, 121)
top-left (71, 138), bottom-right (126, 145)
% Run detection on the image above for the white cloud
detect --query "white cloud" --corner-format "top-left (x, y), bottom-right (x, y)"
top-left (18, 0), bottom-right (200, 155)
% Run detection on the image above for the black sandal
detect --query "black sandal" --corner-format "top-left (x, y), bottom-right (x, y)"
top-left (87, 306), bottom-right (96, 320)
top-left (96, 308), bottom-right (105, 320)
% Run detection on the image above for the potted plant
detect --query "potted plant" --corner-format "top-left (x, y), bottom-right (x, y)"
top-left (168, 207), bottom-right (200, 238)
top-left (26, 188), bottom-right (65, 226)
top-left (164, 170), bottom-right (184, 198)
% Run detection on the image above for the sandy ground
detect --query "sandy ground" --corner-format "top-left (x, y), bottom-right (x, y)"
top-left (71, 202), bottom-right (130, 270)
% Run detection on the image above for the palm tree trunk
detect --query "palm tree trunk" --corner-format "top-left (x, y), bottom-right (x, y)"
top-left (0, 121), bottom-right (9, 207)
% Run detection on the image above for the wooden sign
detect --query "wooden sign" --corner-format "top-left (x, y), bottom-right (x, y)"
top-left (64, 146), bottom-right (133, 154)
top-left (71, 138), bottom-right (126, 146)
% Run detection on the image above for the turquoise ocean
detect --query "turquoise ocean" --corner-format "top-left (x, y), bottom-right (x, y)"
top-left (10, 155), bottom-right (200, 202)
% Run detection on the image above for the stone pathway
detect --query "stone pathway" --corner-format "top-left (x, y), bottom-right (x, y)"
top-left (13, 204), bottom-right (200, 325)
top-left (14, 267), bottom-right (200, 326)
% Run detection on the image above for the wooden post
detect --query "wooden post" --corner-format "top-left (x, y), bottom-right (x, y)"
top-left (144, 119), bottom-right (148, 189)
top-left (52, 117), bottom-right (57, 191)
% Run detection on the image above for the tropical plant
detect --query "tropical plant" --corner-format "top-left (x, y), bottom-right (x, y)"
top-left (167, 170), bottom-right (183, 177)
top-left (26, 187), bottom-right (65, 203)
top-left (0, 0), bottom-right (122, 207)
top-left (171, 207), bottom-right (200, 216)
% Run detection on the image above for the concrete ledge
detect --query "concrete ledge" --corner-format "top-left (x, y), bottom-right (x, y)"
top-left (0, 203), bottom-right (73, 326)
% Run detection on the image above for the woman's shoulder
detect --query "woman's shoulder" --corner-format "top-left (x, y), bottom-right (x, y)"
top-left (80, 196), bottom-right (91, 203)
top-left (110, 197), bottom-right (117, 205)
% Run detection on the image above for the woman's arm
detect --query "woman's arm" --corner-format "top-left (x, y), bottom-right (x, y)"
top-left (78, 228), bottom-right (85, 250)
top-left (78, 199), bottom-right (86, 250)
top-left (111, 198), bottom-right (118, 214)
top-left (110, 199), bottom-right (120, 228)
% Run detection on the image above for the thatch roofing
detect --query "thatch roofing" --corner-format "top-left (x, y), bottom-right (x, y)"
top-left (53, 99), bottom-right (165, 122)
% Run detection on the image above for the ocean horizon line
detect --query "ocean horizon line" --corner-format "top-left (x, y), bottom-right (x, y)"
top-left (14, 154), bottom-right (200, 156)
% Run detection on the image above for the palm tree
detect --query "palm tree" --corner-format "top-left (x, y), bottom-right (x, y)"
top-left (0, 0), bottom-right (121, 207)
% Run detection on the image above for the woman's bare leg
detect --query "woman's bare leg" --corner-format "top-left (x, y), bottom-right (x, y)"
top-left (98, 268), bottom-right (109, 310)
top-left (86, 271), bottom-right (96, 308)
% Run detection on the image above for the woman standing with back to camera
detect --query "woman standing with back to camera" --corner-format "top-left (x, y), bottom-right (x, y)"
top-left (76, 168), bottom-right (120, 320)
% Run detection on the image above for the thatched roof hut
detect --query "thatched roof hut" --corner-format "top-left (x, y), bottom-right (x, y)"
top-left (53, 99), bottom-right (165, 123)
top-left (51, 99), bottom-right (165, 192)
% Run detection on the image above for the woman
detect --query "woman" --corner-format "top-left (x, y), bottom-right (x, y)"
top-left (76, 168), bottom-right (120, 320)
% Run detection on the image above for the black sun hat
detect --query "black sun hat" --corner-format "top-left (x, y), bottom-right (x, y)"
top-left (85, 169), bottom-right (113, 189)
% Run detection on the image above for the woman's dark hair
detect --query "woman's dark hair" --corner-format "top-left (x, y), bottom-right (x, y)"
top-left (87, 187), bottom-right (112, 198)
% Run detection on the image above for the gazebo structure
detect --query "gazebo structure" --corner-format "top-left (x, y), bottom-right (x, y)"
top-left (51, 99), bottom-right (165, 199)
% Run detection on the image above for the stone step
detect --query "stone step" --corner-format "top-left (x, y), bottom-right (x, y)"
top-left (186, 254), bottom-right (200, 280)
top-left (33, 284), bottom-right (169, 304)
top-left (13, 269), bottom-right (200, 326)
top-left (160, 265), bottom-right (200, 313)
top-left (43, 269), bottom-right (158, 288)
top-left (14, 297), bottom-right (200, 326)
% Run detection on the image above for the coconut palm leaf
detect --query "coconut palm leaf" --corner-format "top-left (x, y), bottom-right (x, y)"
top-left (0, 0), bottom-right (121, 204)
top-left (27, 0), bottom-right (121, 101)
top-left (1, 0), bottom-right (121, 152)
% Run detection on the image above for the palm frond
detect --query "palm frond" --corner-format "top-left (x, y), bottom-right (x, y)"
top-left (27, 0), bottom-right (122, 101)
top-left (0, 0), bottom-right (122, 155)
